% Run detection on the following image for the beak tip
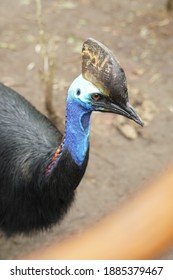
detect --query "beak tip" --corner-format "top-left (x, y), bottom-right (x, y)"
top-left (126, 103), bottom-right (144, 127)
top-left (136, 117), bottom-right (144, 127)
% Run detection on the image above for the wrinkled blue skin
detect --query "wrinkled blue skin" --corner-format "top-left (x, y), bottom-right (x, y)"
top-left (63, 75), bottom-right (101, 166)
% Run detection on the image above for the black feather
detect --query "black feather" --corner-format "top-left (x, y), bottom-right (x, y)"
top-left (0, 83), bottom-right (88, 235)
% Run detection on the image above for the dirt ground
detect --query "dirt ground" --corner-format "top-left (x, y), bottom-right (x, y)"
top-left (0, 0), bottom-right (173, 260)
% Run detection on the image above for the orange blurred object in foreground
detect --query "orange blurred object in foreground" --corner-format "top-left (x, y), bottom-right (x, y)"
top-left (22, 166), bottom-right (173, 260)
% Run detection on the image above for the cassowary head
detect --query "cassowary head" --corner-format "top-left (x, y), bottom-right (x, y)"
top-left (68, 38), bottom-right (143, 126)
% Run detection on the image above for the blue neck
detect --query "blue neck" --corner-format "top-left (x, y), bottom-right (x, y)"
top-left (63, 97), bottom-right (92, 166)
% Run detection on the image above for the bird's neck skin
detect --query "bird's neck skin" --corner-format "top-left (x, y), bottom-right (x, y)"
top-left (63, 96), bottom-right (91, 166)
top-left (44, 93), bottom-right (92, 175)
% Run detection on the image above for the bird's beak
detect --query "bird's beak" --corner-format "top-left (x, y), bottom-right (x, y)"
top-left (99, 100), bottom-right (144, 126)
top-left (93, 101), bottom-right (144, 126)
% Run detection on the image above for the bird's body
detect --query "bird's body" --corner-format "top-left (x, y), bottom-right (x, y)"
top-left (0, 81), bottom-right (89, 235)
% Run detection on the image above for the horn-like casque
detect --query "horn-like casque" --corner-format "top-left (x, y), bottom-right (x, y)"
top-left (82, 38), bottom-right (128, 105)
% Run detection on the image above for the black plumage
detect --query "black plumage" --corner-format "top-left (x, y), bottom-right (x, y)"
top-left (0, 84), bottom-right (88, 235)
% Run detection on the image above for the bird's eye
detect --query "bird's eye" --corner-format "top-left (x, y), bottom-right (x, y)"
top-left (76, 89), bottom-right (81, 96)
top-left (91, 93), bottom-right (102, 101)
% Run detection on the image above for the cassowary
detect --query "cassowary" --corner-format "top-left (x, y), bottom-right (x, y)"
top-left (0, 38), bottom-right (143, 235)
